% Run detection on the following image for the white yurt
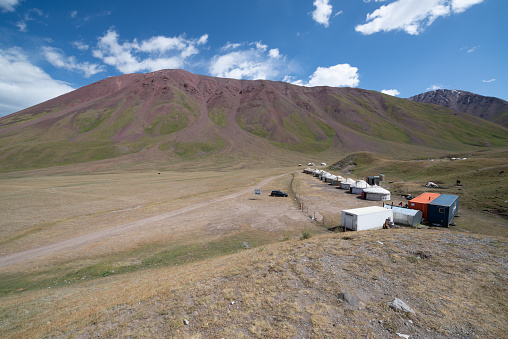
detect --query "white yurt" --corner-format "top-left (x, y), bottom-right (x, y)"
top-left (340, 178), bottom-right (356, 190)
top-left (331, 175), bottom-right (344, 186)
top-left (350, 180), bottom-right (370, 194)
top-left (313, 169), bottom-right (323, 177)
top-left (319, 172), bottom-right (330, 181)
top-left (322, 173), bottom-right (334, 182)
top-left (363, 185), bottom-right (391, 201)
top-left (325, 174), bottom-right (337, 183)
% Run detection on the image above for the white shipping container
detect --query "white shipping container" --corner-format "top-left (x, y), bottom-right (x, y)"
top-left (341, 206), bottom-right (393, 231)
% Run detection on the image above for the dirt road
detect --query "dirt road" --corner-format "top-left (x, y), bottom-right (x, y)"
top-left (0, 173), bottom-right (289, 269)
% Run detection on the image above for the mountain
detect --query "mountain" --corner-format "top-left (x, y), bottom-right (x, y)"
top-left (409, 89), bottom-right (508, 127)
top-left (1, 69), bottom-right (507, 172)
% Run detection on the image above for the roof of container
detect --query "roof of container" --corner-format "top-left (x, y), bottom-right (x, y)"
top-left (429, 194), bottom-right (458, 207)
top-left (342, 206), bottom-right (391, 215)
top-left (384, 205), bottom-right (422, 216)
top-left (410, 192), bottom-right (440, 204)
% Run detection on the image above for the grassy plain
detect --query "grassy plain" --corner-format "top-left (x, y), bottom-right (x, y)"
top-left (0, 150), bottom-right (506, 338)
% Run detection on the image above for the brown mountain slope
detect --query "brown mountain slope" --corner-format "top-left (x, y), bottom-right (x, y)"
top-left (1, 69), bottom-right (507, 172)
top-left (409, 89), bottom-right (508, 127)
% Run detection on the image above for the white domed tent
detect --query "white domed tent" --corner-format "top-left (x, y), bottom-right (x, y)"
top-left (325, 174), bottom-right (338, 183)
top-left (331, 175), bottom-right (344, 186)
top-left (319, 172), bottom-right (330, 181)
top-left (313, 169), bottom-right (323, 177)
top-left (350, 180), bottom-right (370, 194)
top-left (363, 185), bottom-right (391, 201)
top-left (322, 173), bottom-right (334, 182)
top-left (340, 178), bottom-right (356, 190)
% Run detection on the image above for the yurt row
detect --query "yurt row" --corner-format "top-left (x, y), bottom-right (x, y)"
top-left (302, 168), bottom-right (391, 201)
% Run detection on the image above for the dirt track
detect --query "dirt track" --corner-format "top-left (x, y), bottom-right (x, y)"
top-left (0, 173), bottom-right (292, 269)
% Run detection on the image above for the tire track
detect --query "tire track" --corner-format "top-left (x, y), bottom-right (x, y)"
top-left (0, 173), bottom-right (288, 268)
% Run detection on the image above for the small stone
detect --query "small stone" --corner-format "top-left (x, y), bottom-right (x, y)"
top-left (183, 319), bottom-right (189, 325)
top-left (231, 301), bottom-right (235, 305)
top-left (338, 292), bottom-right (359, 307)
top-left (389, 298), bottom-right (415, 314)
top-left (242, 241), bottom-right (250, 249)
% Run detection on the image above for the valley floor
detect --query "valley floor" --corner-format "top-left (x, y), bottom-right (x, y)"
top-left (0, 168), bottom-right (506, 338)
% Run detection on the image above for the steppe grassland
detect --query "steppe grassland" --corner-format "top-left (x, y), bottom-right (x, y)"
top-left (0, 166), bottom-right (323, 293)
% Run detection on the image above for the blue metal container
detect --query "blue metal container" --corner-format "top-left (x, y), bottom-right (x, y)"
top-left (427, 194), bottom-right (459, 226)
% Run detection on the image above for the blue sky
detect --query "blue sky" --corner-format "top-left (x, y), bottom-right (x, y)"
top-left (0, 0), bottom-right (506, 117)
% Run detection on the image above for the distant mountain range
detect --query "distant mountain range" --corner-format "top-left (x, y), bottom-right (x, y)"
top-left (409, 89), bottom-right (508, 127)
top-left (0, 70), bottom-right (507, 172)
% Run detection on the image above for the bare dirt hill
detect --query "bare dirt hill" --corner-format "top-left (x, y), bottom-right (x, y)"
top-left (1, 70), bottom-right (507, 172)
top-left (409, 89), bottom-right (508, 127)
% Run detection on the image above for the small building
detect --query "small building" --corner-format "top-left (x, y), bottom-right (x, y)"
top-left (313, 169), bottom-right (323, 177)
top-left (320, 172), bottom-right (330, 181)
top-left (350, 180), bottom-right (370, 194)
top-left (408, 192), bottom-right (441, 220)
top-left (341, 206), bottom-right (393, 231)
top-left (325, 174), bottom-right (337, 183)
top-left (340, 178), bottom-right (356, 190)
top-left (384, 204), bottom-right (422, 226)
top-left (331, 175), bottom-right (344, 186)
top-left (363, 185), bottom-right (391, 201)
top-left (427, 194), bottom-right (459, 227)
top-left (366, 176), bottom-right (381, 186)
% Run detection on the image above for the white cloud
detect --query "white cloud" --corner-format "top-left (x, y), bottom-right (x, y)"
top-left (268, 48), bottom-right (280, 59)
top-left (209, 43), bottom-right (286, 80)
top-left (286, 64), bottom-right (360, 88)
top-left (70, 10), bottom-right (78, 18)
top-left (222, 42), bottom-right (242, 50)
top-left (43, 47), bottom-right (105, 78)
top-left (482, 78), bottom-right (496, 83)
top-left (452, 0), bottom-right (484, 13)
top-left (355, 0), bottom-right (484, 35)
top-left (72, 41), bottom-right (89, 51)
top-left (0, 0), bottom-right (20, 12)
top-left (460, 45), bottom-right (479, 53)
top-left (312, 0), bottom-right (333, 27)
top-left (92, 29), bottom-right (208, 74)
top-left (382, 89), bottom-right (400, 96)
top-left (15, 8), bottom-right (46, 32)
top-left (427, 84), bottom-right (444, 91)
top-left (0, 48), bottom-right (74, 117)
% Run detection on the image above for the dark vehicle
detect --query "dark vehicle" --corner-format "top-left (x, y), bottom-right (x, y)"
top-left (270, 190), bottom-right (288, 197)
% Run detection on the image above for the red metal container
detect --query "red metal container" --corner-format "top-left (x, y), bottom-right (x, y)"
top-left (409, 193), bottom-right (440, 220)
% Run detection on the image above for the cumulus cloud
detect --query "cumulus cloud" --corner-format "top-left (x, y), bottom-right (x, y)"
top-left (92, 29), bottom-right (208, 74)
top-left (286, 64), bottom-right (360, 88)
top-left (312, 0), bottom-right (333, 27)
top-left (209, 42), bottom-right (286, 80)
top-left (43, 47), bottom-right (105, 78)
top-left (382, 89), bottom-right (400, 96)
top-left (0, 48), bottom-right (74, 117)
top-left (0, 0), bottom-right (20, 12)
top-left (355, 0), bottom-right (484, 35)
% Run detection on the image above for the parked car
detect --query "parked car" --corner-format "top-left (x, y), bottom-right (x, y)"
top-left (270, 190), bottom-right (288, 197)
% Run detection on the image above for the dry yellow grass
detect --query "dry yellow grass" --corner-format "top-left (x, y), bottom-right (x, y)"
top-left (0, 165), bottom-right (507, 338)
